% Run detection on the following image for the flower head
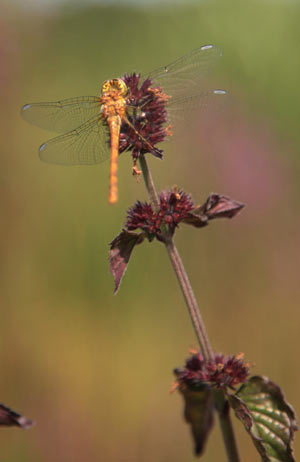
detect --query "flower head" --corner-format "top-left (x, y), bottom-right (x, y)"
top-left (119, 73), bottom-right (171, 160)
top-left (174, 351), bottom-right (250, 390)
top-left (126, 200), bottom-right (158, 241)
top-left (126, 189), bottom-right (194, 240)
top-left (125, 190), bottom-right (244, 242)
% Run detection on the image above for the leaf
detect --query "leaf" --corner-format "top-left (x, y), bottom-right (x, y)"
top-left (183, 193), bottom-right (244, 228)
top-left (0, 403), bottom-right (34, 429)
top-left (109, 229), bottom-right (144, 294)
top-left (182, 209), bottom-right (209, 228)
top-left (201, 193), bottom-right (244, 220)
top-left (228, 376), bottom-right (298, 462)
top-left (177, 385), bottom-right (215, 456)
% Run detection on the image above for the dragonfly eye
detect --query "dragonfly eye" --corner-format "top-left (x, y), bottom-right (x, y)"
top-left (101, 79), bottom-right (128, 96)
top-left (101, 80), bottom-right (110, 94)
top-left (114, 78), bottom-right (128, 96)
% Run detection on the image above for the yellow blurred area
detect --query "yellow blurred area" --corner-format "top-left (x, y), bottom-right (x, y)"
top-left (0, 1), bottom-right (299, 460)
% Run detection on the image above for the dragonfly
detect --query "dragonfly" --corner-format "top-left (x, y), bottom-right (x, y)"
top-left (21, 44), bottom-right (226, 204)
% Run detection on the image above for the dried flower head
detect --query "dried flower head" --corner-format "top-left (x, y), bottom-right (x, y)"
top-left (119, 73), bottom-right (171, 160)
top-left (126, 189), bottom-right (194, 240)
top-left (174, 352), bottom-right (250, 390)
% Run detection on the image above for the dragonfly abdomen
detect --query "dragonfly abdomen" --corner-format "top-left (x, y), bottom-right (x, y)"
top-left (107, 115), bottom-right (122, 204)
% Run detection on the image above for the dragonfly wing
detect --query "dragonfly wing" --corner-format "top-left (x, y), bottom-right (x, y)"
top-left (39, 115), bottom-right (110, 165)
top-left (21, 96), bottom-right (101, 133)
top-left (145, 45), bottom-right (222, 100)
top-left (167, 89), bottom-right (227, 122)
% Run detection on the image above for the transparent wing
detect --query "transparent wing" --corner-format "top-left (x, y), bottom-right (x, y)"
top-left (21, 96), bottom-right (101, 133)
top-left (166, 89), bottom-right (227, 123)
top-left (145, 44), bottom-right (223, 100)
top-left (39, 116), bottom-right (110, 165)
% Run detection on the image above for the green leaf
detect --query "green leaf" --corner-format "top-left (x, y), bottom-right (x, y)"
top-left (177, 385), bottom-right (215, 457)
top-left (228, 376), bottom-right (298, 462)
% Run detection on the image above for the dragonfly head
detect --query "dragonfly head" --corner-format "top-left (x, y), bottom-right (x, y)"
top-left (101, 78), bottom-right (128, 97)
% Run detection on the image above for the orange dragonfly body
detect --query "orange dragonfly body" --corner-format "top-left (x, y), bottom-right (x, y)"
top-left (100, 78), bottom-right (128, 204)
top-left (22, 45), bottom-right (226, 204)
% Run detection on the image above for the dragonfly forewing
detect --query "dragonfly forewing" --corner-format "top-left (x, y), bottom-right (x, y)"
top-left (21, 96), bottom-right (101, 133)
top-left (146, 44), bottom-right (223, 100)
top-left (39, 115), bottom-right (110, 165)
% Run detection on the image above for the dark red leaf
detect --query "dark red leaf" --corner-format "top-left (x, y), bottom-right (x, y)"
top-left (0, 403), bottom-right (34, 429)
top-left (201, 193), bottom-right (244, 219)
top-left (176, 385), bottom-right (215, 456)
top-left (182, 208), bottom-right (208, 228)
top-left (183, 193), bottom-right (244, 228)
top-left (109, 229), bottom-right (144, 294)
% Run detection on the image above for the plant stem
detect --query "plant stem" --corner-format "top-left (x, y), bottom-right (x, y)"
top-left (139, 154), bottom-right (212, 359)
top-left (139, 154), bottom-right (240, 462)
top-left (139, 155), bottom-right (159, 209)
top-left (214, 391), bottom-right (240, 462)
top-left (165, 239), bottom-right (213, 360)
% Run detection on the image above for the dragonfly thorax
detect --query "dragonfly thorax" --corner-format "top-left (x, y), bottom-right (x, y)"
top-left (100, 79), bottom-right (128, 120)
top-left (101, 78), bottom-right (128, 97)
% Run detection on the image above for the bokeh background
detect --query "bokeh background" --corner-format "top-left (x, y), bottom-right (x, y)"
top-left (1, 0), bottom-right (299, 460)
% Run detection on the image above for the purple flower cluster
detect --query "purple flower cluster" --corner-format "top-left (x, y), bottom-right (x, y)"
top-left (119, 73), bottom-right (170, 160)
top-left (126, 189), bottom-right (194, 240)
top-left (174, 352), bottom-right (250, 389)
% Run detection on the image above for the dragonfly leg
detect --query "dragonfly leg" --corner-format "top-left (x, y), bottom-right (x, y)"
top-left (132, 159), bottom-right (142, 178)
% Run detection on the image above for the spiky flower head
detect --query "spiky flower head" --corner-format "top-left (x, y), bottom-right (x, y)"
top-left (126, 189), bottom-right (194, 241)
top-left (119, 73), bottom-right (171, 160)
top-left (174, 351), bottom-right (250, 390)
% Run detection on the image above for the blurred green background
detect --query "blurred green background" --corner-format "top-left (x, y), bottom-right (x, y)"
top-left (0, 0), bottom-right (299, 460)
